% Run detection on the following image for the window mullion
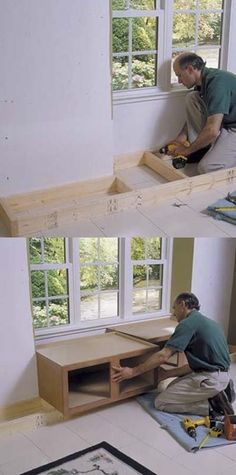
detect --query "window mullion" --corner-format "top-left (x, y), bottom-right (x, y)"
top-left (128, 17), bottom-right (132, 89)
top-left (119, 237), bottom-right (132, 320)
top-left (70, 238), bottom-right (80, 325)
top-left (45, 270), bottom-right (49, 327)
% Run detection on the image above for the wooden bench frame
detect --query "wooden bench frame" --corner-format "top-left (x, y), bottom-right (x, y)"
top-left (1, 151), bottom-right (236, 236)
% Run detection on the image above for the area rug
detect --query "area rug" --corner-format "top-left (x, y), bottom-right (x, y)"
top-left (137, 390), bottom-right (236, 453)
top-left (20, 441), bottom-right (156, 475)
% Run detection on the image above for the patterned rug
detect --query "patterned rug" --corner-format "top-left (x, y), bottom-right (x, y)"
top-left (20, 441), bottom-right (156, 475)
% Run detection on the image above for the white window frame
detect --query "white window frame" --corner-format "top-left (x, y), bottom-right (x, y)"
top-left (112, 0), bottom-right (232, 104)
top-left (29, 238), bottom-right (74, 330)
top-left (112, 3), bottom-right (164, 91)
top-left (30, 237), bottom-right (173, 342)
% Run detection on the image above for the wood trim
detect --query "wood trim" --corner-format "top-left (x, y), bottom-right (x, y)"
top-left (143, 151), bottom-right (186, 181)
top-left (0, 397), bottom-right (42, 422)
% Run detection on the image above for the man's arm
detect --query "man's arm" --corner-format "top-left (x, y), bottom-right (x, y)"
top-left (111, 347), bottom-right (175, 383)
top-left (172, 113), bottom-right (223, 157)
top-left (158, 363), bottom-right (192, 382)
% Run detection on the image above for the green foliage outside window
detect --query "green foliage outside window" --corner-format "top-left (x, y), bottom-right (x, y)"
top-left (112, 0), bottom-right (223, 90)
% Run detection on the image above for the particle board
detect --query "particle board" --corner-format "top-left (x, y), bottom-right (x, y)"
top-left (36, 332), bottom-right (159, 417)
top-left (107, 317), bottom-right (187, 367)
top-left (1, 151), bottom-right (236, 236)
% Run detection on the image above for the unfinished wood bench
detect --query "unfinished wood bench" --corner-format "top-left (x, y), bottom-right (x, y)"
top-left (36, 331), bottom-right (159, 418)
top-left (106, 316), bottom-right (187, 367)
top-left (1, 151), bottom-right (236, 236)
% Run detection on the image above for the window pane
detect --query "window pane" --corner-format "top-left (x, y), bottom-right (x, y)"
top-left (132, 17), bottom-right (157, 51)
top-left (44, 238), bottom-right (65, 263)
top-left (147, 289), bottom-right (162, 311)
top-left (131, 237), bottom-right (145, 259)
top-left (112, 0), bottom-right (126, 9)
top-left (133, 265), bottom-right (147, 288)
top-left (148, 264), bottom-right (162, 286)
top-left (133, 289), bottom-right (146, 314)
top-left (100, 292), bottom-right (118, 318)
top-left (99, 238), bottom-right (118, 262)
top-left (113, 18), bottom-right (129, 53)
top-left (198, 0), bottom-right (223, 8)
top-left (173, 14), bottom-right (196, 49)
top-left (196, 47), bottom-right (220, 68)
top-left (174, 0), bottom-right (196, 8)
top-left (81, 295), bottom-right (98, 320)
top-left (130, 0), bottom-right (156, 9)
top-left (48, 299), bottom-right (69, 326)
top-left (132, 55), bottom-right (156, 88)
top-left (199, 14), bottom-right (222, 46)
top-left (79, 238), bottom-right (98, 264)
top-left (146, 238), bottom-right (161, 259)
top-left (31, 271), bottom-right (45, 298)
top-left (32, 302), bottom-right (47, 328)
top-left (80, 266), bottom-right (98, 292)
top-left (47, 269), bottom-right (68, 297)
top-left (100, 265), bottom-right (118, 291)
top-left (29, 238), bottom-right (42, 264)
top-left (113, 57), bottom-right (129, 90)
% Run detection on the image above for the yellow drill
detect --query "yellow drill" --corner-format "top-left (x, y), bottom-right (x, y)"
top-left (182, 416), bottom-right (211, 441)
top-left (159, 141), bottom-right (190, 169)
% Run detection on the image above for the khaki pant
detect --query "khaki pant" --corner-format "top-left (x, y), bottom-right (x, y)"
top-left (185, 91), bottom-right (236, 174)
top-left (154, 370), bottom-right (230, 415)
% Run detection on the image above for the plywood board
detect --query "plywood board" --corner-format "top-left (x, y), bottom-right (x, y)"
top-left (36, 332), bottom-right (157, 368)
top-left (107, 317), bottom-right (177, 343)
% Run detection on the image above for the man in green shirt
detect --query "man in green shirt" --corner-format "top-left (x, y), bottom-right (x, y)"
top-left (166, 53), bottom-right (236, 173)
top-left (112, 292), bottom-right (235, 416)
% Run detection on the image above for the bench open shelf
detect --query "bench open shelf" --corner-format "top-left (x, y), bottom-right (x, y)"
top-left (36, 332), bottom-right (158, 417)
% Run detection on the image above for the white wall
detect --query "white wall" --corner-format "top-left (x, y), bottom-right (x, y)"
top-left (113, 91), bottom-right (187, 156)
top-left (191, 238), bottom-right (236, 335)
top-left (0, 239), bottom-right (38, 406)
top-left (0, 0), bottom-right (113, 196)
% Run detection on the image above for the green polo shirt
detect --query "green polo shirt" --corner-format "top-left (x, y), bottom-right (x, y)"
top-left (165, 310), bottom-right (230, 372)
top-left (200, 67), bottom-right (236, 128)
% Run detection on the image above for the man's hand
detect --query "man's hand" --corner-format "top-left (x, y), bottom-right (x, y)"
top-left (111, 364), bottom-right (134, 383)
top-left (172, 142), bottom-right (190, 157)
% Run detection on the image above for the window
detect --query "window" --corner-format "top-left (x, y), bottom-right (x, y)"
top-left (28, 237), bottom-right (172, 339)
top-left (112, 0), bottom-right (228, 93)
top-left (79, 238), bottom-right (119, 321)
top-left (29, 238), bottom-right (72, 329)
top-left (171, 0), bottom-right (224, 83)
top-left (112, 1), bottom-right (161, 90)
top-left (131, 237), bottom-right (164, 314)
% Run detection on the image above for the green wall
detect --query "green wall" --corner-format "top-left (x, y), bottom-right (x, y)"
top-left (228, 256), bottom-right (236, 345)
top-left (170, 238), bottom-right (194, 308)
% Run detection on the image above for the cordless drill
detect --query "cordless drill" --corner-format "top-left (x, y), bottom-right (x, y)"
top-left (182, 416), bottom-right (211, 440)
top-left (159, 141), bottom-right (190, 169)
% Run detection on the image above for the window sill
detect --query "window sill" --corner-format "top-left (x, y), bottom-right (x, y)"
top-left (113, 86), bottom-right (187, 105)
top-left (34, 312), bottom-right (172, 344)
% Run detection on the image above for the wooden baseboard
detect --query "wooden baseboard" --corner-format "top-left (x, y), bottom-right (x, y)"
top-left (0, 397), bottom-right (42, 422)
top-left (0, 398), bottom-right (63, 435)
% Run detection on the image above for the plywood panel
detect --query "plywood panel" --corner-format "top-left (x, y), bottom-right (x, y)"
top-left (36, 332), bottom-right (157, 368)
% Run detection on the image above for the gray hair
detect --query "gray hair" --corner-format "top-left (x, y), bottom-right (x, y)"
top-left (177, 53), bottom-right (205, 71)
top-left (175, 292), bottom-right (200, 310)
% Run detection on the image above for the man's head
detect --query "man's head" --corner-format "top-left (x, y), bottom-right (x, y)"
top-left (173, 53), bottom-right (205, 88)
top-left (172, 292), bottom-right (200, 322)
